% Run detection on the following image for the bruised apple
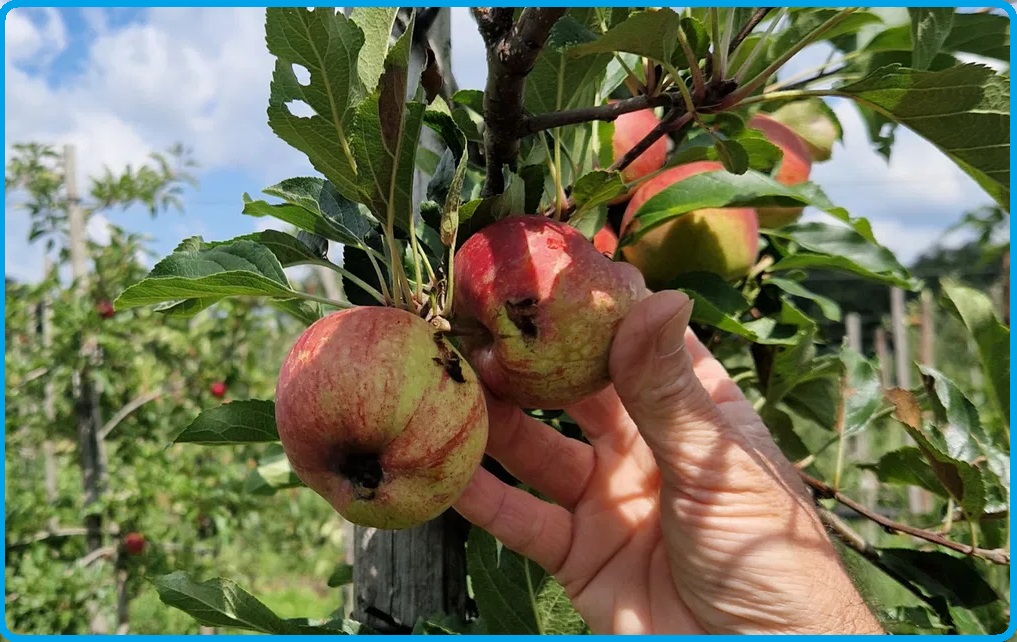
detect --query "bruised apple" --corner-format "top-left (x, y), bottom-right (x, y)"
top-left (454, 215), bottom-right (646, 409)
top-left (275, 307), bottom-right (488, 530)
top-left (748, 113), bottom-right (813, 228)
top-left (621, 161), bottom-right (759, 287)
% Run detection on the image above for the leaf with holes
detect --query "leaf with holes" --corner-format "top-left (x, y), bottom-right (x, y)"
top-left (265, 8), bottom-right (365, 201)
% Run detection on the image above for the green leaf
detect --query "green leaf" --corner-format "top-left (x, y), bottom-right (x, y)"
top-left (263, 177), bottom-right (374, 243)
top-left (244, 443), bottom-right (303, 495)
top-left (765, 276), bottom-right (841, 322)
top-left (173, 399), bottom-right (279, 445)
top-left (265, 8), bottom-right (365, 201)
top-left (860, 447), bottom-right (950, 497)
top-left (116, 241), bottom-right (298, 310)
top-left (423, 97), bottom-right (470, 246)
top-left (908, 8), bottom-right (954, 71)
top-left (760, 406), bottom-right (811, 462)
top-left (242, 197), bottom-right (371, 251)
top-left (351, 19), bottom-right (426, 234)
top-left (939, 278), bottom-right (1009, 427)
top-left (190, 230), bottom-right (332, 269)
top-left (877, 549), bottom-right (1000, 609)
top-left (943, 12), bottom-right (1009, 61)
top-left (713, 137), bottom-right (749, 174)
top-left (348, 8), bottom-right (398, 95)
top-left (671, 130), bottom-right (783, 173)
top-left (886, 389), bottom-right (986, 517)
top-left (920, 366), bottom-right (1009, 506)
top-left (840, 347), bottom-right (883, 437)
top-left (152, 571), bottom-right (302, 634)
top-left (567, 8), bottom-right (682, 67)
top-left (767, 222), bottom-right (918, 289)
top-left (836, 64), bottom-right (1009, 210)
top-left (326, 563), bottom-right (354, 588)
top-left (671, 272), bottom-right (799, 345)
top-left (269, 298), bottom-right (324, 326)
top-left (466, 528), bottom-right (585, 634)
top-left (569, 170), bottom-right (626, 221)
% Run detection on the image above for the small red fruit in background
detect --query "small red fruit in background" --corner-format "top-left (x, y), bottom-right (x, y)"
top-left (96, 299), bottom-right (115, 319)
top-left (210, 381), bottom-right (227, 398)
top-left (123, 532), bottom-right (146, 555)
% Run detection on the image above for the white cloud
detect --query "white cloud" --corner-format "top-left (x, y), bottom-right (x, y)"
top-left (86, 212), bottom-right (113, 245)
top-left (5, 8), bottom-right (67, 65)
top-left (6, 8), bottom-right (309, 184)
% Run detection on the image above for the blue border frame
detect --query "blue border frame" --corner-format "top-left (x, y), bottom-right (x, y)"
top-left (1, 0), bottom-right (1013, 639)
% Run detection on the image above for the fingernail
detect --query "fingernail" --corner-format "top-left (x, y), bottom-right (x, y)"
top-left (655, 300), bottom-right (694, 358)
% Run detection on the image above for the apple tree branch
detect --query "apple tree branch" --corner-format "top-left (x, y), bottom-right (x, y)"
top-left (474, 7), bottom-right (568, 196)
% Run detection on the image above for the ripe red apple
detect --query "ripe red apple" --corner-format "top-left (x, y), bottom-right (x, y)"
top-left (123, 532), bottom-right (146, 555)
top-left (593, 225), bottom-right (618, 257)
top-left (96, 299), bottom-right (115, 319)
top-left (275, 307), bottom-right (488, 530)
top-left (748, 113), bottom-right (813, 228)
top-left (210, 381), bottom-right (227, 398)
top-left (620, 161), bottom-right (759, 287)
top-left (610, 106), bottom-right (669, 202)
top-left (453, 215), bottom-right (646, 409)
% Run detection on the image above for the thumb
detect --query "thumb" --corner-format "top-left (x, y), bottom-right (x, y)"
top-left (609, 290), bottom-right (734, 476)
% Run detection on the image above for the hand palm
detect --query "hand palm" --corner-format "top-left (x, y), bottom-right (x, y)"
top-left (458, 386), bottom-right (706, 634)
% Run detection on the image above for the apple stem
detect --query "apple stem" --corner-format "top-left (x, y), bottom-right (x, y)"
top-left (408, 216), bottom-right (425, 302)
top-left (441, 239), bottom-right (457, 318)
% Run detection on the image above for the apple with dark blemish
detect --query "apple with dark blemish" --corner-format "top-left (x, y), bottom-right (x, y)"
top-left (274, 307), bottom-right (488, 530)
top-left (453, 215), bottom-right (646, 410)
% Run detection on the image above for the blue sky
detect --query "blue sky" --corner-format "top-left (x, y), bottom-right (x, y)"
top-left (4, 7), bottom-right (1003, 283)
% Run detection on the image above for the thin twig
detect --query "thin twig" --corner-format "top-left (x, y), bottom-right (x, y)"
top-left (728, 8), bottom-right (774, 55)
top-left (801, 471), bottom-right (1010, 565)
top-left (818, 508), bottom-right (941, 621)
top-left (99, 389), bottom-right (164, 440)
top-left (521, 93), bottom-right (679, 134)
top-left (76, 545), bottom-right (116, 568)
top-left (608, 109), bottom-right (692, 174)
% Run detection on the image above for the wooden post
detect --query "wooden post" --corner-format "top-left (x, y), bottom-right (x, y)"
top-left (351, 9), bottom-right (470, 632)
top-left (66, 146), bottom-right (114, 638)
top-left (889, 287), bottom-right (932, 514)
top-left (874, 327), bottom-right (891, 389)
top-left (889, 287), bottom-right (911, 390)
top-left (40, 257), bottom-right (59, 531)
top-left (846, 314), bottom-right (878, 539)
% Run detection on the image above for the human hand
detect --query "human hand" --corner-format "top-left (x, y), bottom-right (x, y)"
top-left (453, 290), bottom-right (885, 634)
